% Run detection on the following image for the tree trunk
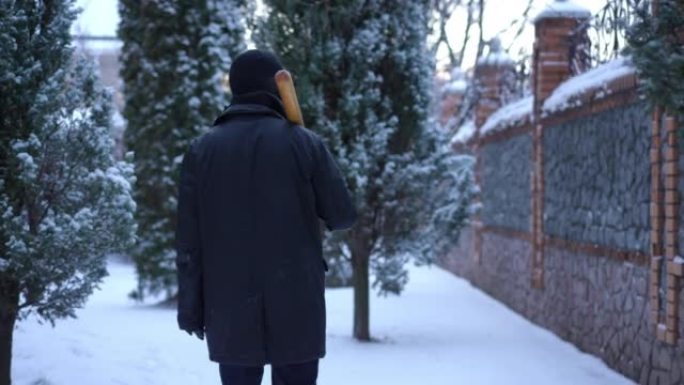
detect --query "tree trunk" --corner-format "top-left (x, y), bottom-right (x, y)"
top-left (351, 244), bottom-right (371, 341)
top-left (0, 275), bottom-right (19, 385)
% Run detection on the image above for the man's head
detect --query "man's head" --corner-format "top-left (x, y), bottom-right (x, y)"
top-left (229, 50), bottom-right (284, 97)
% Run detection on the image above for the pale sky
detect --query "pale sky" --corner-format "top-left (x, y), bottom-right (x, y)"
top-left (72, 0), bottom-right (607, 70)
top-left (435, 0), bottom-right (606, 70)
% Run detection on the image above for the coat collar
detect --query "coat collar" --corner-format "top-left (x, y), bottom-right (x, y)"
top-left (213, 92), bottom-right (287, 126)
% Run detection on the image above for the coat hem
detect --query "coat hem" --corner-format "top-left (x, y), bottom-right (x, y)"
top-left (209, 350), bottom-right (326, 367)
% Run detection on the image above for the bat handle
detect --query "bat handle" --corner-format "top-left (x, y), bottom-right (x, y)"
top-left (275, 70), bottom-right (305, 126)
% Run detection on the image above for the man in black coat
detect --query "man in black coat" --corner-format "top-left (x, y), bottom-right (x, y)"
top-left (175, 49), bottom-right (357, 385)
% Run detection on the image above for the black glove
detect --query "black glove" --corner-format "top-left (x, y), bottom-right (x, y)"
top-left (185, 328), bottom-right (205, 340)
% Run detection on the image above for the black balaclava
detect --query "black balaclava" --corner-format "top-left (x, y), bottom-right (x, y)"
top-left (228, 50), bottom-right (286, 116)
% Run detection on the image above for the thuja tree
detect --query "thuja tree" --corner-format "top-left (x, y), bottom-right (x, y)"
top-left (255, 0), bottom-right (474, 340)
top-left (0, 1), bottom-right (136, 384)
top-left (626, 0), bottom-right (684, 119)
top-left (118, 0), bottom-right (246, 299)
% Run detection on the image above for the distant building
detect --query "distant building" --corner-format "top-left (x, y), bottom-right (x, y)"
top-left (73, 35), bottom-right (125, 159)
top-left (71, 0), bottom-right (125, 156)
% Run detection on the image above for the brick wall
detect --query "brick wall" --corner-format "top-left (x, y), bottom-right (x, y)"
top-left (442, 93), bottom-right (684, 384)
top-left (441, 2), bottom-right (684, 383)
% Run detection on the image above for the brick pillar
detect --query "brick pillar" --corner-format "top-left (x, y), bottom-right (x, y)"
top-left (439, 89), bottom-right (465, 127)
top-left (532, 0), bottom-right (591, 114)
top-left (439, 67), bottom-right (467, 127)
top-left (670, 0), bottom-right (684, 346)
top-left (472, 38), bottom-right (516, 265)
top-left (530, 0), bottom-right (591, 289)
top-left (649, 108), bottom-right (666, 338)
top-left (651, 110), bottom-right (683, 345)
top-left (648, 0), bottom-right (683, 346)
top-left (474, 38), bottom-right (516, 128)
top-left (663, 115), bottom-right (681, 344)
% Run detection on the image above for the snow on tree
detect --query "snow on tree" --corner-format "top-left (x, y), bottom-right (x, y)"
top-left (0, 1), bottom-right (136, 384)
top-left (626, 0), bottom-right (684, 117)
top-left (255, 0), bottom-right (474, 341)
top-left (118, 0), bottom-right (246, 299)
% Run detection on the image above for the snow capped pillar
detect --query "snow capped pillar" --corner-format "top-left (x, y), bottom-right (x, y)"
top-left (469, 38), bottom-right (517, 266)
top-left (529, 0), bottom-right (590, 289)
top-left (532, 0), bottom-right (591, 115)
top-left (474, 38), bottom-right (517, 129)
top-left (440, 67), bottom-right (467, 126)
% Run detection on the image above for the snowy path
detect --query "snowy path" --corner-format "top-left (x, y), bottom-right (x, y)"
top-left (13, 260), bottom-right (634, 385)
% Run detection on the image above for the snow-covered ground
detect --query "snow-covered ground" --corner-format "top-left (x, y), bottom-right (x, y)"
top-left (13, 260), bottom-right (635, 385)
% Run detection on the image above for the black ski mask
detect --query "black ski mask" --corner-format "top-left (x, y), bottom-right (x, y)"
top-left (228, 50), bottom-right (286, 115)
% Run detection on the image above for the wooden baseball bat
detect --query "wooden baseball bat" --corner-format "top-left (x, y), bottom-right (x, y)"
top-left (275, 70), bottom-right (305, 127)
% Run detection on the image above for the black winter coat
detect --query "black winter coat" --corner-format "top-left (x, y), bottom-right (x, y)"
top-left (175, 102), bottom-right (356, 366)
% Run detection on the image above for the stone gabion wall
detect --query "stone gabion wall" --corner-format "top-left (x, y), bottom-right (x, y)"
top-left (542, 247), bottom-right (684, 384)
top-left (477, 231), bottom-right (537, 308)
top-left (446, 226), bottom-right (684, 384)
top-left (543, 102), bottom-right (652, 252)
top-left (440, 99), bottom-right (684, 385)
top-left (440, 226), bottom-right (476, 277)
top-left (480, 133), bottom-right (532, 232)
top-left (536, 246), bottom-right (683, 383)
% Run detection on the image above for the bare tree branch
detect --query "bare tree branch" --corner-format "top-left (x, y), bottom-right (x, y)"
top-left (456, 0), bottom-right (476, 67)
top-left (430, 0), bottom-right (464, 66)
top-left (475, 0), bottom-right (486, 59)
top-left (505, 0), bottom-right (535, 51)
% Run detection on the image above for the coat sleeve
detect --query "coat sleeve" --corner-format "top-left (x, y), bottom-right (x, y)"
top-left (175, 141), bottom-right (204, 332)
top-left (311, 137), bottom-right (357, 231)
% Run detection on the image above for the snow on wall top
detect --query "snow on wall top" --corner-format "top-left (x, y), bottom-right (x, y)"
top-left (534, 0), bottom-right (592, 23)
top-left (477, 53), bottom-right (515, 67)
top-left (442, 79), bottom-right (468, 95)
top-left (542, 56), bottom-right (635, 114)
top-left (481, 96), bottom-right (534, 136)
top-left (451, 120), bottom-right (476, 145)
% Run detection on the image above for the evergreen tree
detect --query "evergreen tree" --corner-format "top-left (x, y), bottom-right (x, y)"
top-left (0, 1), bottom-right (136, 383)
top-left (255, 0), bottom-right (474, 340)
top-left (118, 0), bottom-right (246, 298)
top-left (626, 0), bottom-right (684, 117)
